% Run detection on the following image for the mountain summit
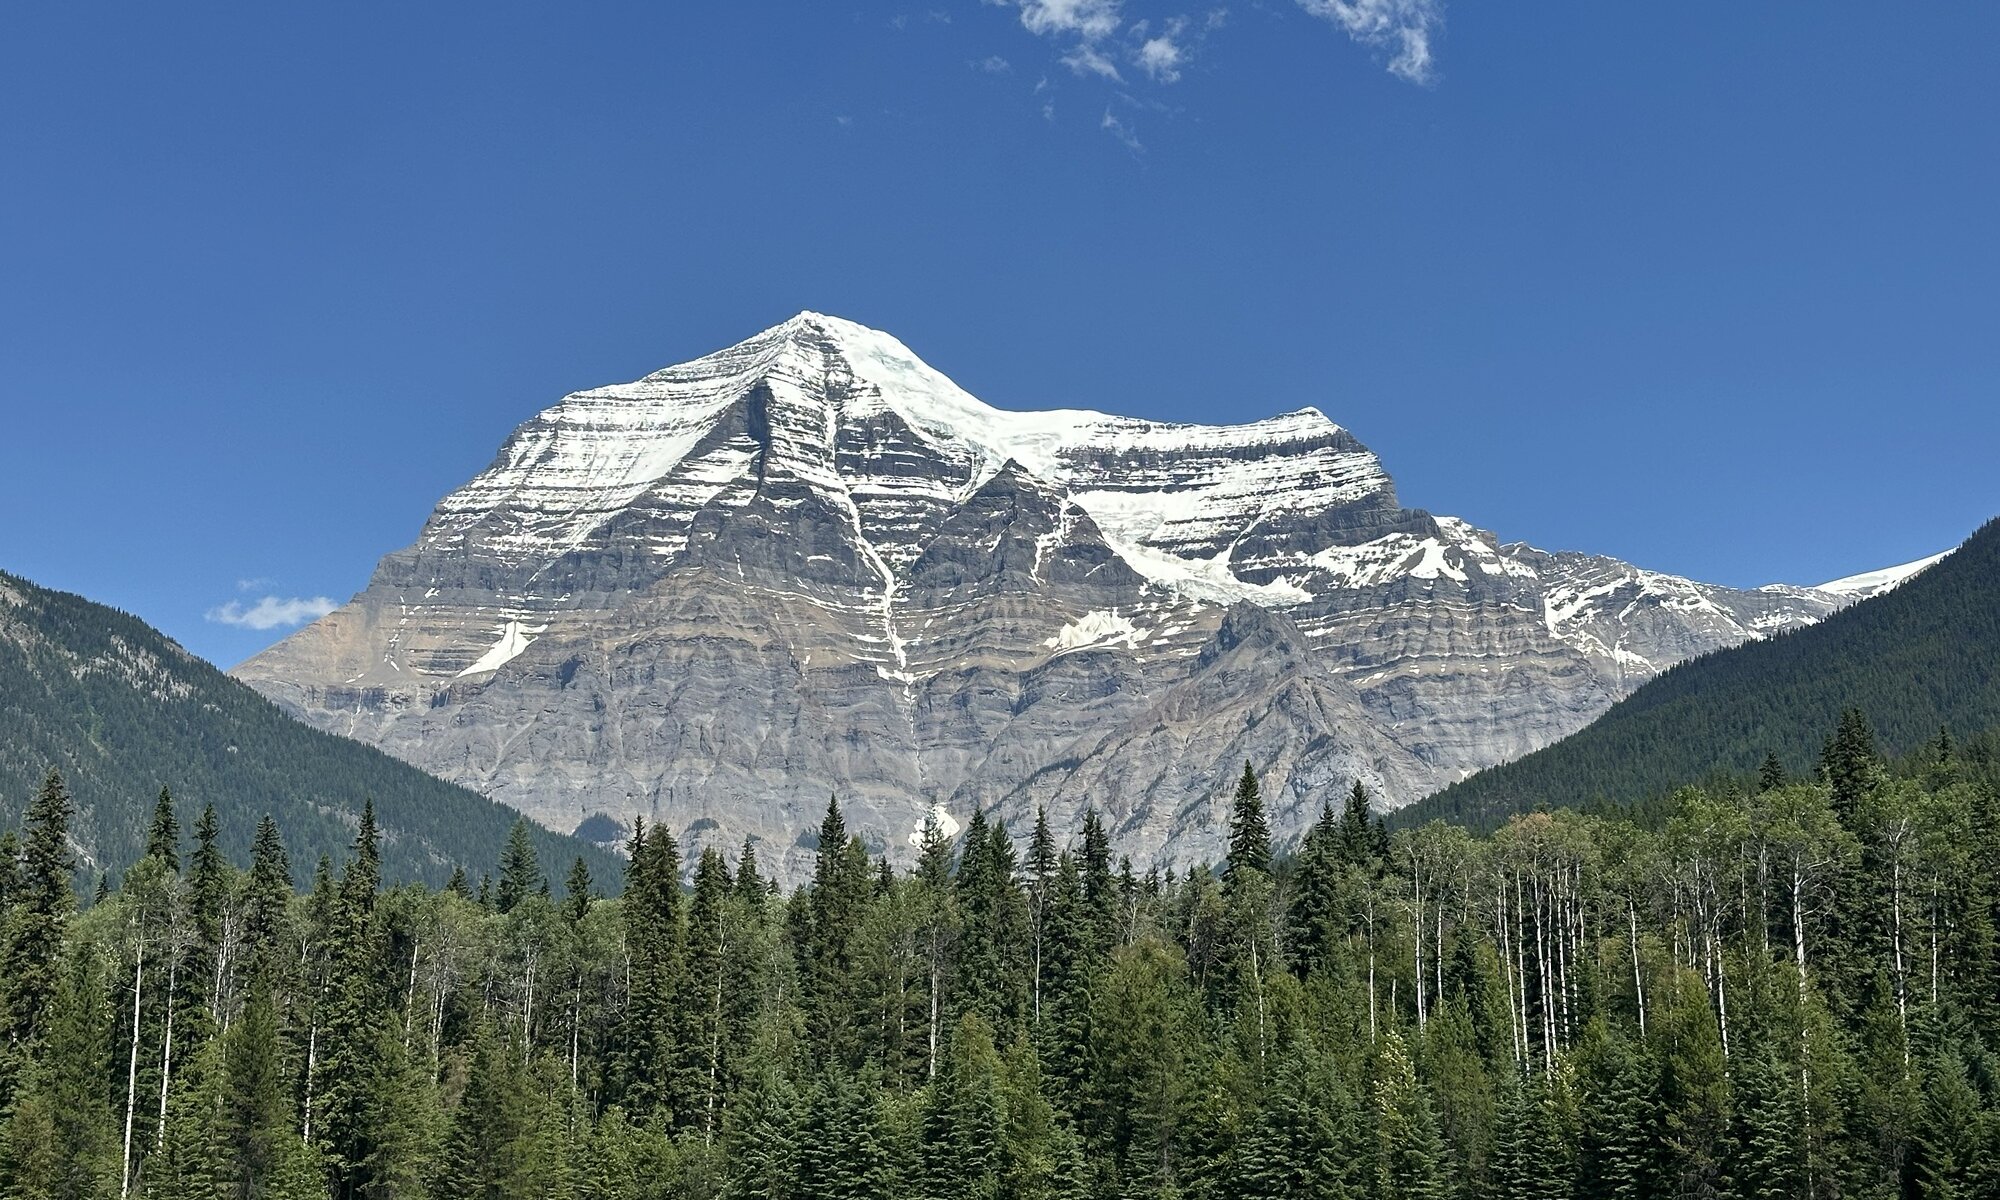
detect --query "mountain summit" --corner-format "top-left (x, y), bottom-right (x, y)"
top-left (236, 313), bottom-right (1879, 880)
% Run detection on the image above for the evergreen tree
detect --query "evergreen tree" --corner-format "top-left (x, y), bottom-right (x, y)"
top-left (439, 1026), bottom-right (529, 1199)
top-left (1226, 762), bottom-right (1273, 885)
top-left (563, 856), bottom-right (594, 926)
top-left (1822, 707), bottom-right (1882, 823)
top-left (2, 946), bottom-right (116, 1200)
top-left (213, 971), bottom-right (297, 1200)
top-left (496, 818), bottom-right (543, 915)
top-left (1337, 781), bottom-right (1374, 867)
top-left (1759, 751), bottom-right (1788, 792)
top-left (803, 798), bottom-right (870, 1070)
top-left (617, 817), bottom-right (684, 1117)
top-left (144, 787), bottom-right (182, 870)
top-left (241, 815), bottom-right (291, 974)
top-left (2, 771), bottom-right (78, 1077)
top-left (1372, 1031), bottom-right (1449, 1200)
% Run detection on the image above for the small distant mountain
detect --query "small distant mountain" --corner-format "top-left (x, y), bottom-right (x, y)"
top-left (0, 569), bottom-right (619, 887)
top-left (232, 312), bottom-right (1912, 881)
top-left (1404, 518), bottom-right (1998, 828)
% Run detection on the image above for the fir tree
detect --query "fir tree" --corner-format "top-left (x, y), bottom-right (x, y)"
top-left (496, 818), bottom-right (543, 915)
top-left (1226, 761), bottom-right (1273, 885)
top-left (144, 787), bottom-right (182, 870)
top-left (2, 946), bottom-right (117, 1199)
top-left (2, 771), bottom-right (78, 1074)
top-left (1372, 1031), bottom-right (1449, 1200)
top-left (563, 856), bottom-right (594, 926)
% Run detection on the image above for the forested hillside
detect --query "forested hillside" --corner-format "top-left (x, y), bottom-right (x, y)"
top-left (6, 710), bottom-right (2000, 1198)
top-left (0, 570), bottom-right (617, 887)
top-left (1408, 517), bottom-right (2000, 829)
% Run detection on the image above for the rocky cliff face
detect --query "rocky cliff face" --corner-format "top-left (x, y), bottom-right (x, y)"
top-left (235, 313), bottom-right (1863, 882)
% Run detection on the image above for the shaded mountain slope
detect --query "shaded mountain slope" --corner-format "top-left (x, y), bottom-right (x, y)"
top-left (0, 569), bottom-right (619, 887)
top-left (1405, 517), bottom-right (1999, 828)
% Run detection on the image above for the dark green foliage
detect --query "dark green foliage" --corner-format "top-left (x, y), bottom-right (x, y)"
top-left (0, 710), bottom-right (1997, 1198)
top-left (0, 569), bottom-right (619, 887)
top-left (1410, 518), bottom-right (2000, 827)
top-left (2, 771), bottom-right (77, 1069)
top-left (1226, 760), bottom-right (1272, 883)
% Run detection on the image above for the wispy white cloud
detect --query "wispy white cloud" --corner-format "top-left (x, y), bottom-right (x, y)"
top-left (1294, 0), bottom-right (1441, 83)
top-left (1062, 43), bottom-right (1124, 81)
top-left (1135, 17), bottom-right (1187, 82)
top-left (984, 0), bottom-right (1437, 92)
top-left (1015, 0), bottom-right (1123, 41)
top-left (974, 54), bottom-right (1014, 73)
top-left (1100, 108), bottom-right (1144, 152)
top-left (206, 595), bottom-right (337, 631)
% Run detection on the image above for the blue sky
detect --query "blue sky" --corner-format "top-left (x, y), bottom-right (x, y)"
top-left (2, 2), bottom-right (1994, 668)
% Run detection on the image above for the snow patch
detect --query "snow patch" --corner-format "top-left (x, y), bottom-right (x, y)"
top-left (1814, 551), bottom-right (1948, 599)
top-left (457, 619), bottom-right (546, 677)
top-left (1044, 609), bottom-right (1141, 654)
top-left (909, 803), bottom-right (963, 848)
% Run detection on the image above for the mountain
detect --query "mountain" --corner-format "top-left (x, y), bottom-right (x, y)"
top-left (235, 312), bottom-right (1874, 881)
top-left (1403, 518), bottom-right (1997, 828)
top-left (0, 569), bottom-right (620, 887)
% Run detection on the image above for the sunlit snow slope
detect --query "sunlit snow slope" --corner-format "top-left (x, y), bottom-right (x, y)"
top-left (236, 313), bottom-right (1891, 883)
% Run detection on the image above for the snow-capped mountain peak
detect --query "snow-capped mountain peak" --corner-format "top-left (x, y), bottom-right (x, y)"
top-left (236, 312), bottom-right (1896, 884)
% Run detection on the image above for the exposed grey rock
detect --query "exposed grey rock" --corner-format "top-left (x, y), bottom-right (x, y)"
top-left (235, 312), bottom-right (1864, 883)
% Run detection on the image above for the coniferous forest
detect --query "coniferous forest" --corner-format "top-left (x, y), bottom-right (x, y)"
top-left (5, 712), bottom-right (2000, 1198)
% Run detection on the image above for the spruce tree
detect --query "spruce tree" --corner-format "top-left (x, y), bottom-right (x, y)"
top-left (214, 971), bottom-right (296, 1200)
top-left (2, 771), bottom-right (78, 1072)
top-left (563, 856), bottom-right (594, 926)
top-left (1759, 752), bottom-right (1788, 792)
top-left (1226, 761), bottom-right (1273, 885)
top-left (1337, 781), bottom-right (1374, 867)
top-left (241, 815), bottom-right (291, 974)
top-left (1372, 1031), bottom-right (1449, 1200)
top-left (617, 817), bottom-right (684, 1117)
top-left (496, 818), bottom-right (543, 915)
top-left (1822, 707), bottom-right (1882, 823)
top-left (3, 946), bottom-right (116, 1199)
top-left (145, 786), bottom-right (182, 870)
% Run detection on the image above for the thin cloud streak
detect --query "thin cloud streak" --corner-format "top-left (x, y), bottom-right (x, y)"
top-left (206, 595), bottom-right (338, 631)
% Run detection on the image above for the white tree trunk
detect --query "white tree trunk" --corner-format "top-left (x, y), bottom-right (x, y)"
top-left (120, 944), bottom-right (145, 1200)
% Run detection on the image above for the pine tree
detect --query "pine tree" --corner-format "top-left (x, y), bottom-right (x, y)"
top-left (145, 787), bottom-right (182, 870)
top-left (1759, 752), bottom-right (1788, 792)
top-left (1372, 1031), bottom-right (1449, 1200)
top-left (1, 771), bottom-right (78, 1085)
top-left (241, 815), bottom-right (291, 974)
top-left (2, 946), bottom-right (117, 1200)
top-left (496, 818), bottom-right (543, 915)
top-left (1235, 1051), bottom-right (1351, 1200)
top-left (563, 856), bottom-right (594, 926)
top-left (214, 971), bottom-right (297, 1200)
top-left (1226, 761), bottom-right (1272, 886)
top-left (804, 798), bottom-right (870, 1070)
top-left (617, 817), bottom-right (684, 1118)
top-left (1822, 707), bottom-right (1882, 823)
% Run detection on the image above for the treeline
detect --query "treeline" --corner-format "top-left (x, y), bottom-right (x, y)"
top-left (1410, 517), bottom-right (1999, 829)
top-left (2, 711), bottom-right (2000, 1197)
top-left (0, 568), bottom-right (617, 887)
